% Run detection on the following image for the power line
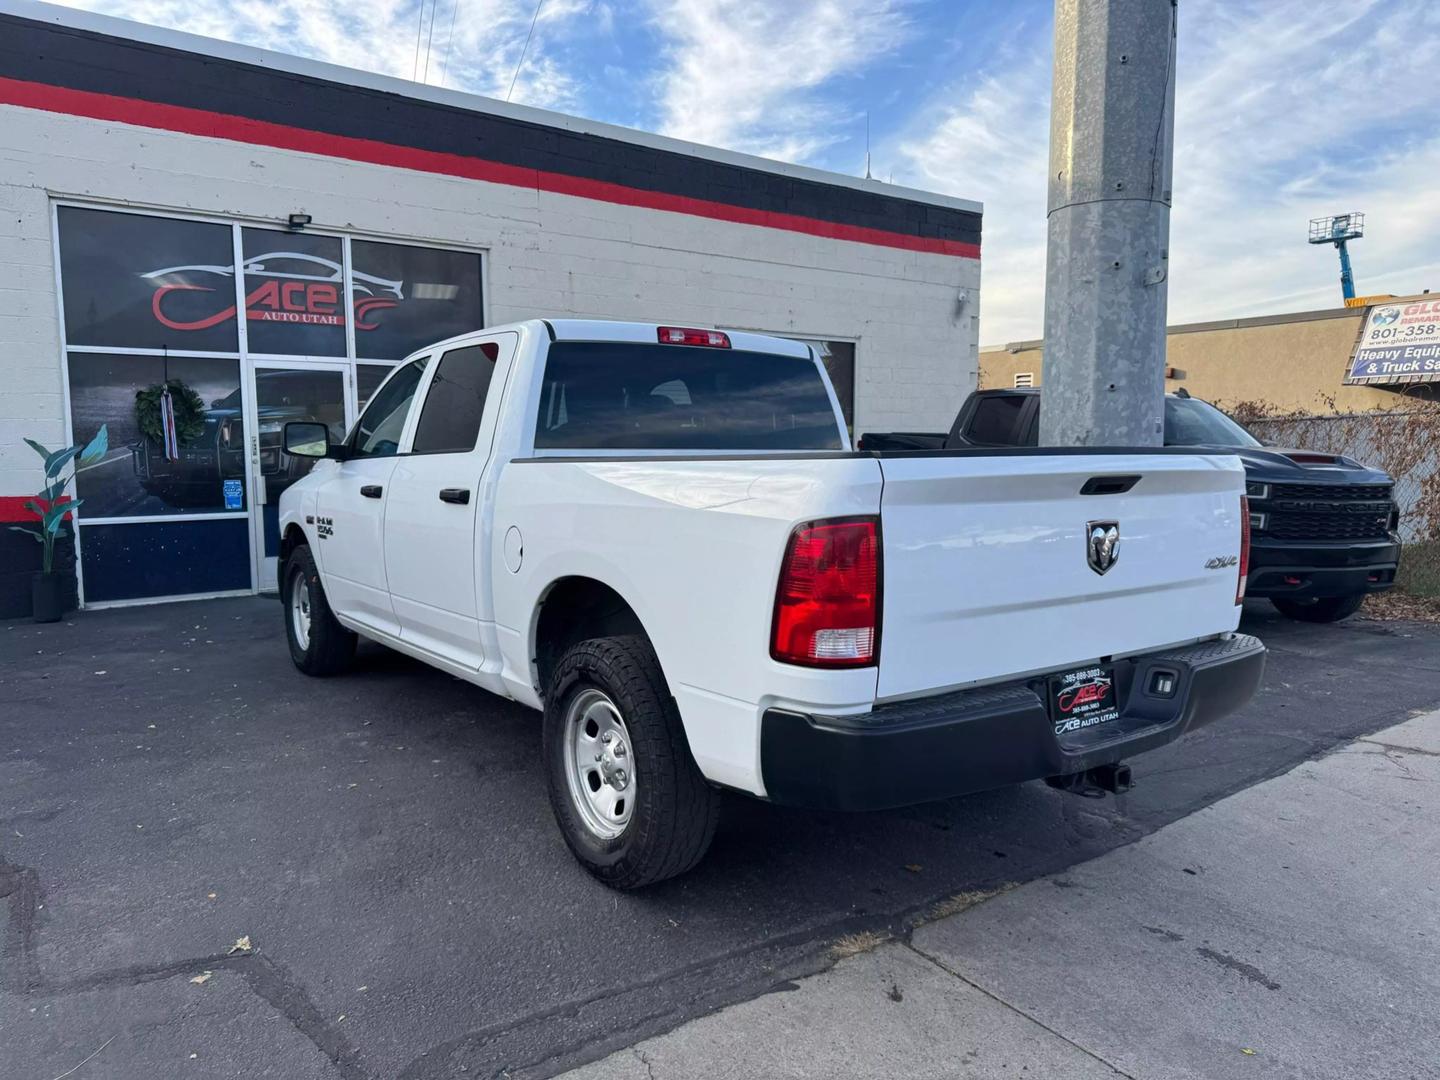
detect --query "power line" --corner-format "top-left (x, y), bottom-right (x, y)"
top-left (411, 0), bottom-right (427, 80)
top-left (506, 0), bottom-right (544, 102)
top-left (421, 0), bottom-right (439, 82)
top-left (438, 0), bottom-right (462, 87)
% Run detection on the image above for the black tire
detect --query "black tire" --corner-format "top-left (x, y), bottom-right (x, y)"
top-left (1271, 593), bottom-right (1367, 623)
top-left (282, 545), bottom-right (356, 675)
top-left (543, 636), bottom-right (720, 889)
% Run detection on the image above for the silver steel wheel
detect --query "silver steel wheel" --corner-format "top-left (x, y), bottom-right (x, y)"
top-left (290, 568), bottom-right (312, 651)
top-left (564, 688), bottom-right (636, 840)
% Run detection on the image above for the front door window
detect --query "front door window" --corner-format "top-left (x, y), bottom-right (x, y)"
top-left (352, 357), bottom-right (429, 457)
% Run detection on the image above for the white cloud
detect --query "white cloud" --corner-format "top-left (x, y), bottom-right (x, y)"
top-left (1168, 1), bottom-right (1440, 321)
top-left (895, 58), bottom-right (1050, 345)
top-left (644, 0), bottom-right (909, 162)
top-left (893, 0), bottom-right (1440, 345)
top-left (53, 0), bottom-right (596, 109)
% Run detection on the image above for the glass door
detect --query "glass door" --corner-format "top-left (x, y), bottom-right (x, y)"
top-left (245, 359), bottom-right (355, 591)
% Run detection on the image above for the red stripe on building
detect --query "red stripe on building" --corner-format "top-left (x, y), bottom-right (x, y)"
top-left (0, 496), bottom-right (75, 523)
top-left (1, 496), bottom-right (37, 523)
top-left (0, 76), bottom-right (980, 261)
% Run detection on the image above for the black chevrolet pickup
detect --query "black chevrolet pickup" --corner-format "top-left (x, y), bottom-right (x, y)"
top-left (861, 388), bottom-right (1401, 623)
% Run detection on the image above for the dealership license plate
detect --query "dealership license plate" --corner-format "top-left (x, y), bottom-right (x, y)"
top-left (1049, 664), bottom-right (1120, 737)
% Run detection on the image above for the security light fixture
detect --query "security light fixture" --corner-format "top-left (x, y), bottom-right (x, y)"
top-left (287, 213), bottom-right (312, 231)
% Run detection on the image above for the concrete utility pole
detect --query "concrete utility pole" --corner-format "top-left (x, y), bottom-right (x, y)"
top-left (1040, 0), bottom-right (1177, 447)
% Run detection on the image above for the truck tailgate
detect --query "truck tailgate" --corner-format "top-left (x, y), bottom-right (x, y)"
top-left (876, 451), bottom-right (1246, 700)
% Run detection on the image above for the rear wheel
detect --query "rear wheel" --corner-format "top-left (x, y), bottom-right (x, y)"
top-left (282, 545), bottom-right (356, 675)
top-left (543, 635), bottom-right (720, 889)
top-left (1272, 593), bottom-right (1367, 623)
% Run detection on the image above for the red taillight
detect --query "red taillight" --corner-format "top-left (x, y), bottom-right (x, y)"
top-left (771, 517), bottom-right (880, 667)
top-left (1236, 495), bottom-right (1251, 605)
top-left (657, 326), bottom-right (730, 348)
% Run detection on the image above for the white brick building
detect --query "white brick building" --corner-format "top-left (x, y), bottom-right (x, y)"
top-left (0, 0), bottom-right (982, 614)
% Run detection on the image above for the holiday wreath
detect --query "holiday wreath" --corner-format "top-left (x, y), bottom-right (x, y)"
top-left (135, 379), bottom-right (207, 446)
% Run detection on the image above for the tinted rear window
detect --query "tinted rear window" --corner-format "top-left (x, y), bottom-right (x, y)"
top-left (534, 342), bottom-right (843, 450)
top-left (1163, 397), bottom-right (1261, 448)
top-left (965, 394), bottom-right (1028, 445)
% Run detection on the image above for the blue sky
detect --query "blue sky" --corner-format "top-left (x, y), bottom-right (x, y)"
top-left (53, 0), bottom-right (1440, 343)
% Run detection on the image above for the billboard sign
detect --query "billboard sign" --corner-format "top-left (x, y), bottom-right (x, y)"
top-left (1345, 299), bottom-right (1440, 384)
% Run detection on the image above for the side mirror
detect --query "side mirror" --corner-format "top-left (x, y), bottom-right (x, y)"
top-left (284, 421), bottom-right (335, 459)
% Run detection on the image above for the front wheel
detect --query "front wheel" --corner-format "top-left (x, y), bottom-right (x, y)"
top-left (542, 636), bottom-right (720, 889)
top-left (282, 545), bottom-right (356, 675)
top-left (1272, 593), bottom-right (1367, 623)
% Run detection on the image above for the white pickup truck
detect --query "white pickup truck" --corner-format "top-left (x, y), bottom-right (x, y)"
top-left (277, 320), bottom-right (1265, 887)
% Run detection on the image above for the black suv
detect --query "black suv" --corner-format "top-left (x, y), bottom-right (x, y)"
top-left (861, 388), bottom-right (1401, 623)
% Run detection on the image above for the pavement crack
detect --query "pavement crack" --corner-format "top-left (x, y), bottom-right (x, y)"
top-left (38, 950), bottom-right (373, 1080)
top-left (37, 952), bottom-right (248, 996)
top-left (232, 953), bottom-right (374, 1080)
top-left (633, 1047), bottom-right (658, 1080)
top-left (903, 941), bottom-right (1137, 1079)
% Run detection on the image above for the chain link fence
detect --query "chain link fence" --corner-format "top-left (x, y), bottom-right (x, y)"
top-left (1242, 409), bottom-right (1440, 597)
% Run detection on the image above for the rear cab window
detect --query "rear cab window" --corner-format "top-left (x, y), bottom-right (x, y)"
top-left (533, 342), bottom-right (844, 451)
top-left (1162, 397), bottom-right (1261, 447)
top-left (963, 394), bottom-right (1030, 446)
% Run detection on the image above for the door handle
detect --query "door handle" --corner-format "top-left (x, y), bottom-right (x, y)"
top-left (438, 488), bottom-right (471, 505)
top-left (360, 484), bottom-right (383, 499)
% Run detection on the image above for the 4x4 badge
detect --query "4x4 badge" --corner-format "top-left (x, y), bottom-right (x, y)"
top-left (1086, 520), bottom-right (1120, 575)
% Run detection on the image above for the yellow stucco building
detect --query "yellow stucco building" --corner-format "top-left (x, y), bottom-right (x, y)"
top-left (980, 297), bottom-right (1437, 416)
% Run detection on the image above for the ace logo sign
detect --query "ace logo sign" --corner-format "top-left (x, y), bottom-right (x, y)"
top-left (143, 252), bottom-right (404, 333)
top-left (58, 207), bottom-right (484, 360)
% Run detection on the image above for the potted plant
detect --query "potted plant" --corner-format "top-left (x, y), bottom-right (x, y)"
top-left (8, 426), bottom-right (108, 623)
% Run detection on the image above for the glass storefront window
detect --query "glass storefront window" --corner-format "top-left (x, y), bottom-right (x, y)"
top-left (66, 352), bottom-right (246, 517)
top-left (241, 229), bottom-right (347, 356)
top-left (351, 239), bottom-right (483, 360)
top-left (252, 367), bottom-right (348, 488)
top-left (58, 207), bottom-right (239, 353)
top-left (54, 205), bottom-right (486, 605)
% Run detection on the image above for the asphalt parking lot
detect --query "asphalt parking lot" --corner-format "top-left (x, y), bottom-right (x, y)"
top-left (3, 598), bottom-right (1439, 1079)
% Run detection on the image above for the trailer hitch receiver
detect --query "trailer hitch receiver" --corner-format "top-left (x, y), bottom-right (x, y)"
top-left (1045, 762), bottom-right (1133, 798)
